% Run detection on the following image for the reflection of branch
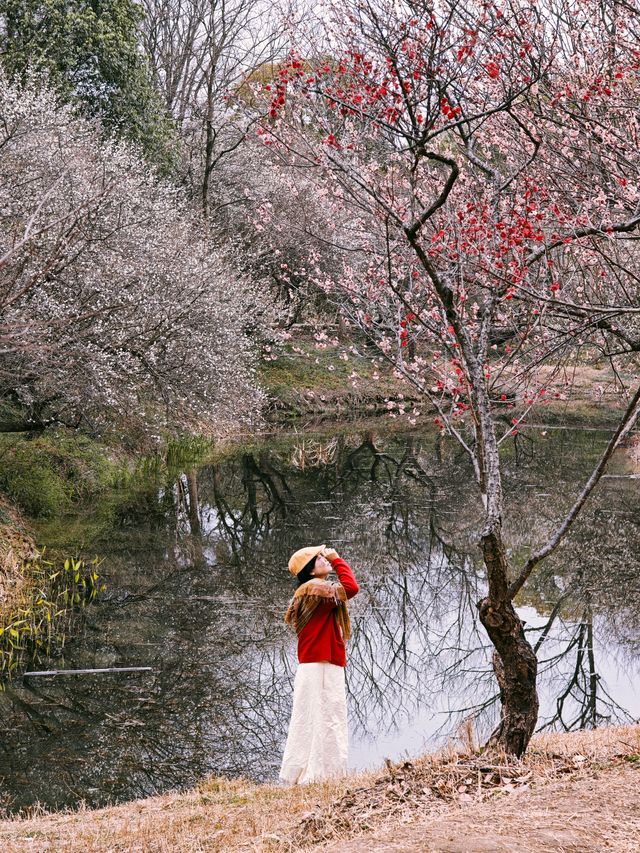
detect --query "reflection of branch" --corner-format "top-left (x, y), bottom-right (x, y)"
top-left (206, 454), bottom-right (297, 550)
top-left (536, 606), bottom-right (635, 733)
top-left (548, 620), bottom-right (592, 731)
top-left (341, 433), bottom-right (399, 483)
top-left (532, 587), bottom-right (576, 654)
top-left (508, 380), bottom-right (640, 598)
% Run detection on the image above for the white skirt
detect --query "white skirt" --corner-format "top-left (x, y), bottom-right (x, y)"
top-left (279, 662), bottom-right (348, 784)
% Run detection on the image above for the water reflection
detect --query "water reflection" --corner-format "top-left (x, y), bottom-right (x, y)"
top-left (0, 425), bottom-right (639, 812)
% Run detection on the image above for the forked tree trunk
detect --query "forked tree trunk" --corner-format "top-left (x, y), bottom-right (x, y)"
top-left (477, 529), bottom-right (539, 757)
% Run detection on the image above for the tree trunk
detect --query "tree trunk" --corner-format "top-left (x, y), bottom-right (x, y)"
top-left (186, 468), bottom-right (201, 536)
top-left (478, 531), bottom-right (539, 757)
top-left (201, 70), bottom-right (215, 219)
top-left (478, 597), bottom-right (539, 756)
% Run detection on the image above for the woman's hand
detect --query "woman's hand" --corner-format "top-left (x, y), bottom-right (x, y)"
top-left (322, 547), bottom-right (339, 562)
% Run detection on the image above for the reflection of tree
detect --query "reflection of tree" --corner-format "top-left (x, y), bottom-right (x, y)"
top-left (524, 485), bottom-right (640, 734)
top-left (1, 426), bottom-right (639, 812)
top-left (185, 469), bottom-right (201, 536)
top-left (204, 454), bottom-right (294, 551)
top-left (529, 601), bottom-right (637, 732)
top-left (543, 606), bottom-right (601, 730)
top-left (334, 427), bottom-right (640, 745)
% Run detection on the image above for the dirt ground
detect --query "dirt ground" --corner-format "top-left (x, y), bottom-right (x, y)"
top-left (323, 764), bottom-right (640, 853)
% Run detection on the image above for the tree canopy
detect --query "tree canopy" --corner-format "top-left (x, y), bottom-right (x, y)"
top-left (0, 0), bottom-right (176, 166)
top-left (0, 82), bottom-right (266, 438)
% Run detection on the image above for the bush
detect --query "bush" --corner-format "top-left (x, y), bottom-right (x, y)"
top-left (0, 431), bottom-right (115, 518)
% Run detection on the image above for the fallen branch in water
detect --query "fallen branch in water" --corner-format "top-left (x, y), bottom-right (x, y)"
top-left (23, 666), bottom-right (154, 677)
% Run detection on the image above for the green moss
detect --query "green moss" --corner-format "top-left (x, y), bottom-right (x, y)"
top-left (0, 430), bottom-right (117, 518)
top-left (260, 348), bottom-right (351, 395)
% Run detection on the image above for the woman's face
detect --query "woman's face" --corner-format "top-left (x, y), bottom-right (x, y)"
top-left (311, 554), bottom-right (332, 579)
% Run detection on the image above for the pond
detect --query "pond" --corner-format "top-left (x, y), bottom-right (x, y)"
top-left (1, 422), bottom-right (639, 813)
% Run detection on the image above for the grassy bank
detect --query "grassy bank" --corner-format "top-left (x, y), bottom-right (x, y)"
top-left (259, 333), bottom-right (638, 428)
top-left (259, 335), bottom-right (422, 421)
top-left (0, 431), bottom-right (214, 673)
top-left (0, 724), bottom-right (638, 851)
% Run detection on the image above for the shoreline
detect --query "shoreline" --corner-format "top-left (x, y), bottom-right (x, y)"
top-left (0, 724), bottom-right (638, 851)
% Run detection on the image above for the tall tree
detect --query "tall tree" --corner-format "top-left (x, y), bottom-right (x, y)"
top-left (261, 0), bottom-right (640, 754)
top-left (140, 0), bottom-right (283, 214)
top-left (0, 0), bottom-right (176, 167)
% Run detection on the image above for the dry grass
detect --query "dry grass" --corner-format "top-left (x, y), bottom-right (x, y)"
top-left (1, 725), bottom-right (639, 853)
top-left (331, 764), bottom-right (640, 853)
top-left (288, 724), bottom-right (640, 849)
top-left (0, 496), bottom-right (38, 620)
top-left (0, 774), bottom-right (367, 853)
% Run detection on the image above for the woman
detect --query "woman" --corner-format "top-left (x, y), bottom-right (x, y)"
top-left (279, 544), bottom-right (359, 785)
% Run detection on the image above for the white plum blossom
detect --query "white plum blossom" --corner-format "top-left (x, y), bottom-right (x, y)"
top-left (0, 82), bottom-right (267, 437)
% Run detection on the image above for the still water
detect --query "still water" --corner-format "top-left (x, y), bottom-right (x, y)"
top-left (1, 423), bottom-right (639, 812)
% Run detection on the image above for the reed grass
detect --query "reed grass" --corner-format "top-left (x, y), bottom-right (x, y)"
top-left (0, 554), bottom-right (101, 681)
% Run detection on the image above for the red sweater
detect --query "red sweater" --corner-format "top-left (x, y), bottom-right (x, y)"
top-left (297, 557), bottom-right (359, 667)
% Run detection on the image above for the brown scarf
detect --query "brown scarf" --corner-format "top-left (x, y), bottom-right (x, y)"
top-left (284, 579), bottom-right (351, 642)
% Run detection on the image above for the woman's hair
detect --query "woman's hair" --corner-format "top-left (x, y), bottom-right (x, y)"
top-left (296, 555), bottom-right (317, 586)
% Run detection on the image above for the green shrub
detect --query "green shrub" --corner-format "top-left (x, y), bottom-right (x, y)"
top-left (0, 458), bottom-right (72, 518)
top-left (0, 430), bottom-right (116, 518)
